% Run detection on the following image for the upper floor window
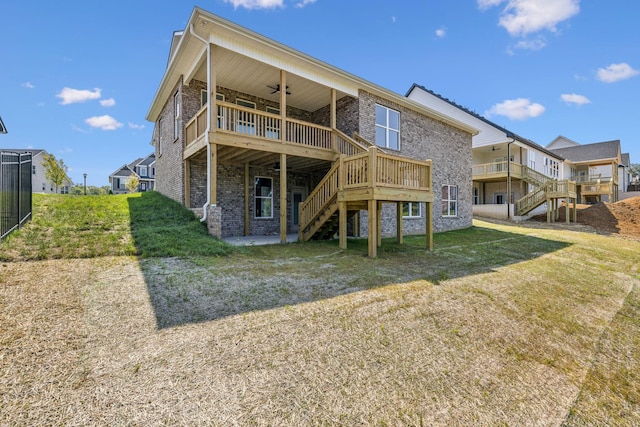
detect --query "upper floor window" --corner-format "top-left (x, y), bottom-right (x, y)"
top-left (174, 92), bottom-right (180, 140)
top-left (157, 118), bottom-right (163, 155)
top-left (139, 166), bottom-right (147, 177)
top-left (32, 165), bottom-right (36, 175)
top-left (375, 104), bottom-right (399, 150)
top-left (201, 90), bottom-right (208, 109)
top-left (265, 106), bottom-right (280, 139)
top-left (442, 185), bottom-right (458, 217)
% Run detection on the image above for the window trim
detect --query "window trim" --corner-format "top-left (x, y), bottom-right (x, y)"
top-left (442, 184), bottom-right (458, 218)
top-left (402, 202), bottom-right (422, 218)
top-left (254, 176), bottom-right (273, 219)
top-left (375, 104), bottom-right (400, 150)
top-left (173, 91), bottom-right (180, 141)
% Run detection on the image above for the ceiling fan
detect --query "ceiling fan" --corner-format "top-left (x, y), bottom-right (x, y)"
top-left (490, 146), bottom-right (502, 151)
top-left (267, 84), bottom-right (291, 95)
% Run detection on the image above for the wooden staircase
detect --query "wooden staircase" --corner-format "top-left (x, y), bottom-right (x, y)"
top-left (298, 141), bottom-right (435, 253)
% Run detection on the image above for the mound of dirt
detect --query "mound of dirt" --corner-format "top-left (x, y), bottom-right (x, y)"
top-left (532, 196), bottom-right (640, 238)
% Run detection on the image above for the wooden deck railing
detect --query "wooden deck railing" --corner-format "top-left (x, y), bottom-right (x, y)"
top-left (515, 179), bottom-right (576, 216)
top-left (341, 148), bottom-right (431, 191)
top-left (184, 102), bottom-right (370, 157)
top-left (298, 161), bottom-right (340, 232)
top-left (473, 161), bottom-right (553, 187)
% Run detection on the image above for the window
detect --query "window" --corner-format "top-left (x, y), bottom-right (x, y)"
top-left (265, 106), bottom-right (280, 139)
top-left (236, 99), bottom-right (256, 135)
top-left (442, 185), bottom-right (458, 217)
top-left (32, 165), bottom-right (36, 175)
top-left (473, 187), bottom-right (479, 205)
top-left (201, 90), bottom-right (208, 109)
top-left (157, 118), bottom-right (163, 155)
top-left (402, 202), bottom-right (421, 218)
top-left (141, 182), bottom-right (147, 191)
top-left (139, 166), bottom-right (147, 177)
top-left (529, 151), bottom-right (536, 170)
top-left (174, 92), bottom-right (180, 140)
top-left (255, 177), bottom-right (273, 218)
top-left (375, 104), bottom-right (400, 150)
top-left (544, 157), bottom-right (559, 178)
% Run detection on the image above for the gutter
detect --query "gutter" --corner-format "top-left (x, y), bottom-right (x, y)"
top-left (189, 23), bottom-right (212, 223)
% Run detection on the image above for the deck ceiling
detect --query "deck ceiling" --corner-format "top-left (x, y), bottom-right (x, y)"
top-left (191, 144), bottom-right (332, 173)
top-left (190, 46), bottom-right (349, 113)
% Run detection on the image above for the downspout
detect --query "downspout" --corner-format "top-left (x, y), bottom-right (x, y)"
top-left (189, 24), bottom-right (212, 222)
top-left (506, 133), bottom-right (515, 218)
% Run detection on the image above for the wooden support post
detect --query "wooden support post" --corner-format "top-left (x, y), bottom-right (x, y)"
top-left (339, 201), bottom-right (347, 249)
top-left (244, 162), bottom-right (250, 236)
top-left (280, 153), bottom-right (287, 244)
top-left (184, 159), bottom-right (191, 208)
top-left (368, 199), bottom-right (377, 258)
top-left (573, 198), bottom-right (577, 223)
top-left (377, 201), bottom-right (382, 248)
top-left (426, 201), bottom-right (433, 251)
top-left (565, 198), bottom-right (570, 224)
top-left (210, 143), bottom-right (217, 206)
top-left (280, 70), bottom-right (286, 143)
top-left (396, 202), bottom-right (403, 244)
top-left (546, 198), bottom-right (551, 223)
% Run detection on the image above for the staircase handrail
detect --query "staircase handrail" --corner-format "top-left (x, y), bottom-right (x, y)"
top-left (515, 183), bottom-right (548, 216)
top-left (332, 129), bottom-right (369, 156)
top-left (298, 161), bottom-right (340, 234)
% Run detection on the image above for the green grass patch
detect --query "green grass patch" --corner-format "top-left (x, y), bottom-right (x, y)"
top-left (0, 192), bottom-right (235, 261)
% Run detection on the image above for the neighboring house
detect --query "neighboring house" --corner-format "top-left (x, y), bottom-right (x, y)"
top-left (619, 152), bottom-right (632, 193)
top-left (109, 153), bottom-right (156, 194)
top-left (146, 7), bottom-right (478, 257)
top-left (2, 149), bottom-right (72, 194)
top-left (547, 136), bottom-right (621, 203)
top-left (406, 84), bottom-right (576, 221)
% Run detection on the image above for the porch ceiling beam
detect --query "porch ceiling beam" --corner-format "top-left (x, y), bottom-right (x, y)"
top-left (210, 132), bottom-right (337, 161)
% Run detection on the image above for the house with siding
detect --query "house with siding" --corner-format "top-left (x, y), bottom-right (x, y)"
top-left (406, 84), bottom-right (577, 222)
top-left (146, 7), bottom-right (478, 257)
top-left (547, 136), bottom-right (621, 203)
top-left (109, 153), bottom-right (156, 194)
top-left (2, 148), bottom-right (72, 194)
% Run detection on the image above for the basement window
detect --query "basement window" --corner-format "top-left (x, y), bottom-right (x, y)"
top-left (442, 185), bottom-right (458, 217)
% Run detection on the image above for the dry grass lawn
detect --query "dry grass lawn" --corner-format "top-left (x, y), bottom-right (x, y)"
top-left (1, 220), bottom-right (639, 426)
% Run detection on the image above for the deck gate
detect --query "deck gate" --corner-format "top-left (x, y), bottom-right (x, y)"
top-left (1, 151), bottom-right (32, 239)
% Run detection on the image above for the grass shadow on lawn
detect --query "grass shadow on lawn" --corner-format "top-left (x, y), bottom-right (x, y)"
top-left (136, 218), bottom-right (571, 329)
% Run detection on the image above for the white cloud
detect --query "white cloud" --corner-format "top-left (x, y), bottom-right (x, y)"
top-left (391, 16), bottom-right (397, 24)
top-left (561, 93), bottom-right (591, 106)
top-left (295, 0), bottom-right (316, 7)
top-left (512, 37), bottom-right (546, 51)
top-left (85, 115), bottom-right (123, 131)
top-left (485, 98), bottom-right (545, 120)
top-left (128, 122), bottom-right (145, 130)
top-left (22, 82), bottom-right (35, 89)
top-left (72, 125), bottom-right (88, 133)
top-left (57, 87), bottom-right (102, 105)
top-left (435, 27), bottom-right (446, 38)
top-left (100, 98), bottom-right (116, 107)
top-left (478, 0), bottom-right (504, 9)
top-left (596, 63), bottom-right (640, 83)
top-left (479, 0), bottom-right (580, 37)
top-left (223, 0), bottom-right (284, 9)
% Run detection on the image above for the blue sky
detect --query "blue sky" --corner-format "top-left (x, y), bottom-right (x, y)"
top-left (1, 0), bottom-right (638, 186)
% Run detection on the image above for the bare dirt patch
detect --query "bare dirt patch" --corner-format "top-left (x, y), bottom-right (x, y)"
top-left (532, 196), bottom-right (640, 239)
